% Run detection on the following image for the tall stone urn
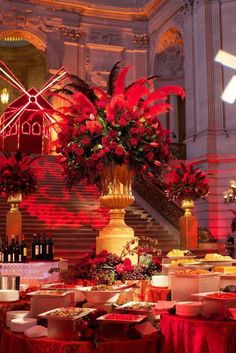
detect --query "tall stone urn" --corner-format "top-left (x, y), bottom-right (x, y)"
top-left (179, 199), bottom-right (198, 250)
top-left (6, 193), bottom-right (22, 243)
top-left (96, 164), bottom-right (138, 263)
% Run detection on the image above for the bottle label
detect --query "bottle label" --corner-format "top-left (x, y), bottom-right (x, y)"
top-left (23, 248), bottom-right (27, 257)
top-left (12, 253), bottom-right (15, 263)
top-left (19, 254), bottom-right (22, 262)
top-left (0, 251), bottom-right (2, 263)
top-left (8, 254), bottom-right (11, 262)
top-left (46, 245), bottom-right (49, 254)
top-left (35, 245), bottom-right (39, 256)
top-left (40, 245), bottom-right (43, 254)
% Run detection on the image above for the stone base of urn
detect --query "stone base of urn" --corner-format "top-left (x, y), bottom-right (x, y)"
top-left (97, 164), bottom-right (138, 264)
top-left (6, 193), bottom-right (22, 243)
top-left (179, 199), bottom-right (198, 250)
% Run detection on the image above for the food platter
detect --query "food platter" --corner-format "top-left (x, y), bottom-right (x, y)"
top-left (27, 290), bottom-right (73, 297)
top-left (96, 313), bottom-right (147, 324)
top-left (38, 307), bottom-right (95, 321)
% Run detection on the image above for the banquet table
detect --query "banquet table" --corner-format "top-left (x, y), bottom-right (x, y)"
top-left (160, 313), bottom-right (236, 353)
top-left (1, 328), bottom-right (159, 353)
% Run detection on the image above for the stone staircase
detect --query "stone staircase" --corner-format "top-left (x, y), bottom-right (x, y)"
top-left (0, 155), bottom-right (179, 262)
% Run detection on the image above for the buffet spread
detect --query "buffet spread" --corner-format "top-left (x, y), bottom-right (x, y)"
top-left (0, 250), bottom-right (236, 347)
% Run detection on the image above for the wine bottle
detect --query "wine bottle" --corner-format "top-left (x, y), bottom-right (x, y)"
top-left (3, 241), bottom-right (9, 263)
top-left (31, 234), bottom-right (37, 260)
top-left (39, 234), bottom-right (43, 260)
top-left (0, 236), bottom-right (3, 263)
top-left (42, 236), bottom-right (46, 260)
top-left (10, 235), bottom-right (16, 263)
top-left (48, 237), bottom-right (54, 260)
top-left (20, 237), bottom-right (27, 262)
top-left (14, 240), bottom-right (20, 263)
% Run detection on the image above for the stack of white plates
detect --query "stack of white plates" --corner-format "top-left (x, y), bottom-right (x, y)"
top-left (151, 275), bottom-right (169, 287)
top-left (6, 311), bottom-right (30, 327)
top-left (0, 290), bottom-right (19, 302)
top-left (10, 318), bottom-right (37, 333)
top-left (176, 301), bottom-right (203, 317)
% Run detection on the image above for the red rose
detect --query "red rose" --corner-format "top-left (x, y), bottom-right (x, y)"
top-left (119, 117), bottom-right (127, 127)
top-left (154, 160), bottom-right (161, 166)
top-left (80, 125), bottom-right (87, 133)
top-left (115, 145), bottom-right (125, 156)
top-left (130, 138), bottom-right (138, 146)
top-left (115, 263), bottom-right (125, 274)
top-left (86, 120), bottom-right (102, 134)
top-left (146, 152), bottom-right (154, 161)
top-left (81, 137), bottom-right (90, 145)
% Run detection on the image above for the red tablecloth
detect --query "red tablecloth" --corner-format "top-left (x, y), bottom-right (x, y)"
top-left (147, 287), bottom-right (171, 302)
top-left (0, 300), bottom-right (30, 336)
top-left (1, 328), bottom-right (159, 353)
top-left (160, 313), bottom-right (236, 353)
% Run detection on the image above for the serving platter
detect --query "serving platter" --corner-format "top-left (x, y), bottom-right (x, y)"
top-left (27, 290), bottom-right (73, 297)
top-left (96, 313), bottom-right (147, 324)
top-left (38, 307), bottom-right (95, 321)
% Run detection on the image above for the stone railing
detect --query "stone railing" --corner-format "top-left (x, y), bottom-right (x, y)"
top-left (133, 176), bottom-right (184, 229)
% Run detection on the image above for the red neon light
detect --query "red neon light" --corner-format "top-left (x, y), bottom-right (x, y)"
top-left (0, 62), bottom-right (69, 153)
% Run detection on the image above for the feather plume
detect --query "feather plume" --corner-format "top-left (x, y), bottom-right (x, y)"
top-left (107, 62), bottom-right (122, 96)
top-left (144, 103), bottom-right (173, 117)
top-left (143, 85), bottom-right (185, 108)
top-left (126, 86), bottom-right (150, 108)
top-left (73, 92), bottom-right (97, 115)
top-left (114, 65), bottom-right (130, 95)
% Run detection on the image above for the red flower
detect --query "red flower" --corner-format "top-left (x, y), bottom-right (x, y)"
top-left (115, 145), bottom-right (125, 156)
top-left (130, 138), bottom-right (138, 146)
top-left (81, 137), bottom-right (91, 145)
top-left (86, 120), bottom-right (102, 134)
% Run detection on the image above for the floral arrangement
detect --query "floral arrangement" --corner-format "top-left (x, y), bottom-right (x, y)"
top-left (0, 151), bottom-right (38, 197)
top-left (60, 237), bottom-right (162, 285)
top-left (165, 162), bottom-right (209, 201)
top-left (52, 62), bottom-right (185, 187)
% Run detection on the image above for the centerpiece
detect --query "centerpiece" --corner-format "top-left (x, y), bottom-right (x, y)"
top-left (165, 162), bottom-right (209, 249)
top-left (0, 151), bottom-right (38, 242)
top-left (52, 61), bottom-right (185, 258)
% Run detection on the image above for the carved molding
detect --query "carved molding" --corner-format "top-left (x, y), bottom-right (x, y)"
top-left (179, 0), bottom-right (211, 16)
top-left (88, 31), bottom-right (122, 46)
top-left (132, 33), bottom-right (149, 49)
top-left (61, 26), bottom-right (81, 42)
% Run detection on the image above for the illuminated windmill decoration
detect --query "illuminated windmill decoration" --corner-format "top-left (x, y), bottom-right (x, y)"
top-left (0, 61), bottom-right (69, 154)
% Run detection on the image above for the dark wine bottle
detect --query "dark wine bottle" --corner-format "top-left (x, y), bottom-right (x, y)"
top-left (14, 240), bottom-right (20, 263)
top-left (2, 240), bottom-right (8, 263)
top-left (20, 237), bottom-right (27, 262)
top-left (48, 237), bottom-right (54, 260)
top-left (10, 235), bottom-right (16, 263)
top-left (31, 234), bottom-right (37, 260)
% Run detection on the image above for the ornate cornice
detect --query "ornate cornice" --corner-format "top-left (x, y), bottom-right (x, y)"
top-left (132, 33), bottom-right (149, 49)
top-left (8, 0), bottom-right (167, 21)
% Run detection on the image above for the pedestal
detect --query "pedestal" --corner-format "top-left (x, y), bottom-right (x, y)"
top-left (6, 193), bottom-right (22, 243)
top-left (179, 214), bottom-right (198, 250)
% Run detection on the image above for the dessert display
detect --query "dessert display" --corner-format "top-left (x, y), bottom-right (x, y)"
top-left (119, 302), bottom-right (155, 311)
top-left (167, 249), bottom-right (193, 258)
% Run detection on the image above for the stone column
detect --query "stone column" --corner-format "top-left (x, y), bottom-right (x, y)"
top-left (181, 0), bottom-right (236, 240)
